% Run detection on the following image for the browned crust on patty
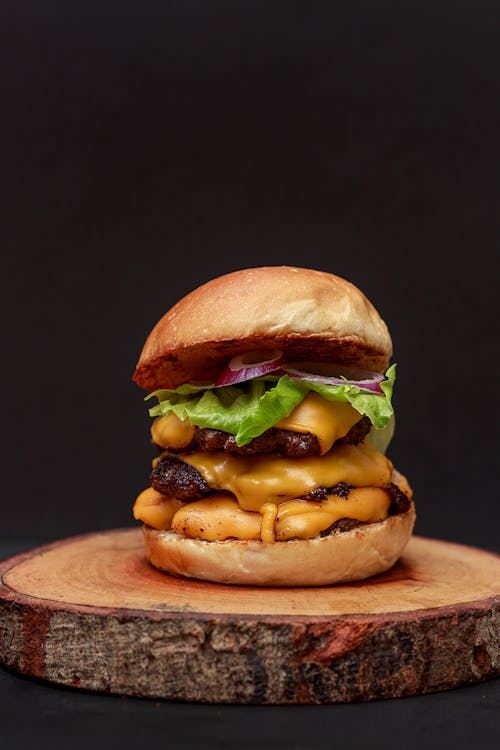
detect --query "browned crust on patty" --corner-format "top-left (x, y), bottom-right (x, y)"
top-left (155, 417), bottom-right (372, 458)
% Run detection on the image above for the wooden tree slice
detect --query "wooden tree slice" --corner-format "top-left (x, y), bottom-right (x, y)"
top-left (0, 529), bottom-right (498, 703)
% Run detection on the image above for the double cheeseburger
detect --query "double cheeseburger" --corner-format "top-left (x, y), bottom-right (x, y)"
top-left (132, 266), bottom-right (415, 585)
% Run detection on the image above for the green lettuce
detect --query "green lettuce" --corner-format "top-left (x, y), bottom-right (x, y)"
top-left (147, 364), bottom-right (396, 447)
top-left (365, 414), bottom-right (395, 454)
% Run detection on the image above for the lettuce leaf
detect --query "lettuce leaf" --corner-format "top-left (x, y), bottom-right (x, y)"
top-left (300, 363), bottom-right (396, 430)
top-left (147, 364), bottom-right (396, 446)
top-left (365, 414), bottom-right (395, 454)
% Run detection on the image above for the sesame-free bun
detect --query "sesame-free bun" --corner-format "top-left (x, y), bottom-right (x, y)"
top-left (133, 267), bottom-right (392, 390)
top-left (142, 503), bottom-right (415, 586)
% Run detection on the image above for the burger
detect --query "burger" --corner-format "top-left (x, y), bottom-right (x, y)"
top-left (132, 266), bottom-right (415, 586)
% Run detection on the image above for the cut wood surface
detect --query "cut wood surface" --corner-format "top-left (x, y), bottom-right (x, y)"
top-left (0, 529), bottom-right (498, 703)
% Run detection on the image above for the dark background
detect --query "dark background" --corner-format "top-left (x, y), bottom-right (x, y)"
top-left (1, 1), bottom-right (499, 746)
top-left (2, 0), bottom-right (499, 545)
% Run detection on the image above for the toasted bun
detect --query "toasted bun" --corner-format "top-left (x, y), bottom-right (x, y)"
top-left (134, 267), bottom-right (392, 390)
top-left (142, 503), bottom-right (415, 586)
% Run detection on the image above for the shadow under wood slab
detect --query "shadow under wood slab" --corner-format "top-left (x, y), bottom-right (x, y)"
top-left (0, 529), bottom-right (498, 703)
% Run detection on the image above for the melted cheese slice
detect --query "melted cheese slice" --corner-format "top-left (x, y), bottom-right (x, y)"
top-left (134, 487), bottom-right (392, 542)
top-left (274, 487), bottom-right (391, 540)
top-left (182, 443), bottom-right (392, 512)
top-left (275, 392), bottom-right (360, 454)
top-left (171, 494), bottom-right (261, 541)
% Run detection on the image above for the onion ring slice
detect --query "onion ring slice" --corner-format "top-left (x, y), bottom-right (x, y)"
top-left (282, 365), bottom-right (385, 393)
top-left (215, 350), bottom-right (285, 386)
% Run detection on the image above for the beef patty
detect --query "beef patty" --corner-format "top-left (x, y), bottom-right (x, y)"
top-left (151, 456), bottom-right (210, 502)
top-left (159, 415), bottom-right (371, 458)
top-left (150, 455), bottom-right (411, 518)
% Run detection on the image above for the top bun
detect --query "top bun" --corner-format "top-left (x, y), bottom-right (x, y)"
top-left (133, 266), bottom-right (392, 390)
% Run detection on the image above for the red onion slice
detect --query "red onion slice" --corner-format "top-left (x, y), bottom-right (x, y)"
top-left (215, 350), bottom-right (285, 386)
top-left (282, 365), bottom-right (385, 393)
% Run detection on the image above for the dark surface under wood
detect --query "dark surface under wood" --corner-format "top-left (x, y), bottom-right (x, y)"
top-left (0, 530), bottom-right (498, 703)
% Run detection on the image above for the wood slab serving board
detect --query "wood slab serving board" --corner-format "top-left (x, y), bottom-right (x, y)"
top-left (0, 529), bottom-right (498, 703)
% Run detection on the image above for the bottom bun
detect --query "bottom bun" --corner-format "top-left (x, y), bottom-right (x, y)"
top-left (142, 503), bottom-right (416, 586)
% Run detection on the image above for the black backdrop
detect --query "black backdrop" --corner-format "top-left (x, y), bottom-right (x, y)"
top-left (1, 1), bottom-right (499, 547)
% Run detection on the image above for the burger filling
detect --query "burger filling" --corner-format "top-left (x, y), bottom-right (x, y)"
top-left (154, 413), bottom-right (372, 457)
top-left (134, 363), bottom-right (412, 543)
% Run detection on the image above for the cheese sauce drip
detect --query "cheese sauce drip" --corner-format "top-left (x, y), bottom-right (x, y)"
top-left (182, 443), bottom-right (392, 512)
top-left (133, 488), bottom-right (183, 530)
top-left (260, 503), bottom-right (278, 542)
top-left (151, 414), bottom-right (194, 450)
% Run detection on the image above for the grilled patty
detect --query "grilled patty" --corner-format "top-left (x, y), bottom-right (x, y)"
top-left (151, 456), bottom-right (210, 501)
top-left (161, 416), bottom-right (371, 458)
top-left (194, 427), bottom-right (320, 457)
top-left (150, 456), bottom-right (411, 517)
